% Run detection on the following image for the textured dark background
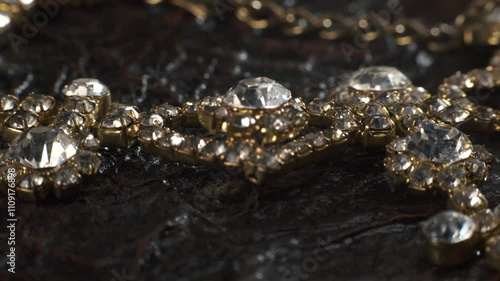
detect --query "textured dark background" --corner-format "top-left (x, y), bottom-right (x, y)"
top-left (0, 0), bottom-right (499, 280)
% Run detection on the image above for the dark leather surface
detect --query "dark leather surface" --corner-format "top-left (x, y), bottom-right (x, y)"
top-left (0, 1), bottom-right (499, 280)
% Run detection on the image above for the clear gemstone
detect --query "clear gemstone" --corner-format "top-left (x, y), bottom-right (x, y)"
top-left (19, 174), bottom-right (46, 190)
top-left (386, 154), bottom-right (413, 172)
top-left (388, 102), bottom-right (424, 117)
top-left (0, 95), bottom-right (17, 111)
top-left (374, 92), bottom-right (400, 105)
top-left (409, 165), bottom-right (435, 188)
top-left (154, 103), bottom-right (180, 119)
top-left (420, 97), bottom-right (451, 115)
top-left (449, 185), bottom-right (488, 213)
top-left (322, 128), bottom-right (346, 143)
top-left (349, 66), bottom-right (411, 92)
top-left (215, 107), bottom-right (229, 119)
top-left (21, 94), bottom-right (53, 113)
top-left (473, 145), bottom-right (493, 163)
top-left (63, 97), bottom-right (95, 114)
top-left (262, 114), bottom-right (291, 132)
top-left (101, 116), bottom-right (132, 129)
top-left (199, 140), bottom-right (227, 157)
top-left (447, 72), bottom-right (473, 88)
top-left (55, 111), bottom-right (86, 127)
top-left (139, 127), bottom-right (166, 142)
top-left (388, 137), bottom-right (408, 152)
top-left (364, 115), bottom-right (393, 130)
top-left (139, 113), bottom-right (164, 127)
top-left (223, 77), bottom-right (291, 109)
top-left (231, 114), bottom-right (256, 129)
top-left (476, 106), bottom-right (496, 120)
top-left (437, 164), bottom-right (467, 190)
top-left (224, 141), bottom-right (254, 164)
top-left (6, 112), bottom-right (38, 130)
top-left (109, 104), bottom-right (140, 120)
top-left (423, 211), bottom-right (476, 244)
top-left (249, 152), bottom-right (280, 170)
top-left (401, 87), bottom-right (430, 102)
top-left (8, 127), bottom-right (77, 169)
top-left (471, 210), bottom-right (499, 237)
top-left (401, 115), bottom-right (430, 131)
top-left (307, 99), bottom-right (331, 114)
top-left (305, 133), bottom-right (328, 148)
top-left (356, 103), bottom-right (386, 116)
top-left (53, 168), bottom-right (81, 187)
top-left (285, 141), bottom-right (311, 155)
top-left (407, 123), bottom-right (472, 164)
top-left (82, 134), bottom-right (100, 150)
top-left (62, 78), bottom-right (109, 97)
top-left (75, 151), bottom-right (101, 175)
top-left (466, 159), bottom-right (489, 180)
top-left (438, 85), bottom-right (466, 99)
top-left (438, 105), bottom-right (471, 124)
top-left (470, 69), bottom-right (494, 88)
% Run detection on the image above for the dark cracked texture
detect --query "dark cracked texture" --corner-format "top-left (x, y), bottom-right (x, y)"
top-left (0, 0), bottom-right (500, 280)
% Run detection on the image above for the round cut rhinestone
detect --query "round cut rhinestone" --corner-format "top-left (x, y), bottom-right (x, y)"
top-left (63, 78), bottom-right (109, 97)
top-left (349, 66), bottom-right (411, 92)
top-left (154, 103), bottom-right (180, 118)
top-left (7, 112), bottom-right (38, 130)
top-left (8, 127), bottom-right (77, 169)
top-left (423, 211), bottom-right (476, 244)
top-left (407, 123), bottom-right (472, 164)
top-left (223, 77), bottom-right (291, 109)
top-left (449, 185), bottom-right (488, 213)
top-left (21, 94), bottom-right (53, 113)
top-left (0, 95), bottom-right (17, 111)
top-left (409, 165), bottom-right (435, 189)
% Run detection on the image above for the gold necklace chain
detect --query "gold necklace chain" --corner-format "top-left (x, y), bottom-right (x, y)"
top-left (166, 0), bottom-right (500, 51)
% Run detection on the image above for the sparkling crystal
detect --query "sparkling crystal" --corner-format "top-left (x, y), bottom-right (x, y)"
top-left (473, 145), bottom-right (493, 162)
top-left (167, 132), bottom-right (185, 147)
top-left (409, 165), bottom-right (435, 188)
top-left (447, 72), bottom-right (473, 88)
top-left (262, 114), bottom-right (291, 132)
top-left (386, 154), bottom-right (413, 172)
top-left (223, 77), bottom-right (291, 109)
top-left (139, 127), bottom-right (166, 142)
top-left (332, 117), bottom-right (358, 131)
top-left (467, 159), bottom-right (489, 180)
top-left (6, 112), bottom-right (38, 130)
top-left (305, 133), bottom-right (328, 148)
top-left (449, 185), bottom-right (488, 213)
top-left (453, 97), bottom-right (475, 111)
top-left (0, 95), bottom-right (17, 111)
top-left (438, 85), bottom-right (466, 99)
top-left (82, 134), bottom-right (100, 150)
top-left (63, 97), bottom-right (95, 114)
top-left (56, 111), bottom-right (86, 127)
top-left (101, 116), bottom-right (132, 129)
top-left (423, 211), bottom-right (476, 244)
top-left (139, 113), bottom-right (164, 127)
top-left (53, 168), bottom-right (81, 187)
top-left (356, 103), bottom-right (386, 116)
top-left (215, 107), bottom-right (229, 119)
top-left (285, 141), bottom-right (311, 155)
top-left (470, 69), bottom-right (494, 88)
top-left (420, 97), bottom-right (451, 115)
top-left (364, 115), bottom-right (392, 130)
top-left (437, 164), bottom-right (467, 190)
top-left (349, 66), bottom-right (411, 92)
top-left (322, 128), bottom-right (346, 143)
top-left (231, 114), bottom-right (256, 129)
top-left (401, 115), bottom-right (430, 131)
top-left (224, 141), bottom-right (254, 164)
top-left (154, 103), bottom-right (180, 118)
top-left (8, 127), bottom-right (77, 169)
top-left (401, 87), bottom-right (430, 103)
top-left (388, 103), bottom-right (424, 117)
top-left (63, 78), bottom-right (109, 97)
top-left (438, 105), bottom-right (471, 124)
top-left (471, 210), bottom-right (499, 237)
top-left (19, 174), bottom-right (46, 190)
top-left (249, 151), bottom-right (280, 170)
top-left (109, 104), bottom-right (140, 120)
top-left (407, 123), bottom-right (472, 164)
top-left (374, 92), bottom-right (400, 105)
top-left (307, 99), bottom-right (331, 114)
top-left (75, 151), bottom-right (101, 175)
top-left (283, 106), bottom-right (308, 126)
top-left (476, 106), bottom-right (496, 120)
top-left (199, 140), bottom-right (227, 157)
top-left (388, 137), bottom-right (408, 152)
top-left (21, 94), bottom-right (53, 113)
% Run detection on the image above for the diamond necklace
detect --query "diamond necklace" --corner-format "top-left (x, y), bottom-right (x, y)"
top-left (0, 0), bottom-right (500, 270)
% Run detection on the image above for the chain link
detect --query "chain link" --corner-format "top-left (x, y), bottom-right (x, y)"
top-left (163, 0), bottom-right (499, 51)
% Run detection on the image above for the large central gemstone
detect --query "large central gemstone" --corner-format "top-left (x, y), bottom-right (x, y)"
top-left (8, 127), bottom-right (78, 169)
top-left (223, 77), bottom-right (291, 109)
top-left (349, 66), bottom-right (411, 92)
top-left (407, 123), bottom-right (472, 164)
